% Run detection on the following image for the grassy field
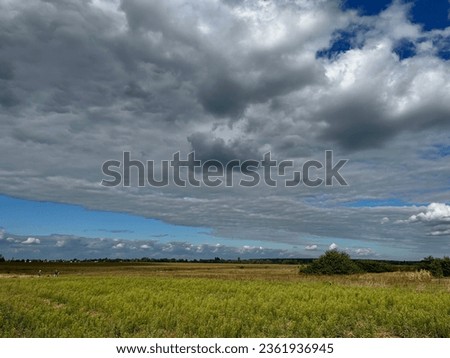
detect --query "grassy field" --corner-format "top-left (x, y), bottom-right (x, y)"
top-left (0, 262), bottom-right (449, 337)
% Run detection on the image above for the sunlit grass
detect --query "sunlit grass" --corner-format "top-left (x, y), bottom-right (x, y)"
top-left (1, 263), bottom-right (449, 337)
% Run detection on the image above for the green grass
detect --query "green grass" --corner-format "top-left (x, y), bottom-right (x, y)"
top-left (0, 263), bottom-right (449, 337)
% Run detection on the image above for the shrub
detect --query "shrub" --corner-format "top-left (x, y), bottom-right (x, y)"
top-left (429, 259), bottom-right (444, 278)
top-left (419, 256), bottom-right (435, 271)
top-left (301, 250), bottom-right (362, 275)
top-left (441, 257), bottom-right (450, 277)
top-left (419, 256), bottom-right (450, 277)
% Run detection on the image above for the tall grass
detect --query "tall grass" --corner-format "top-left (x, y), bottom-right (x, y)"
top-left (1, 272), bottom-right (449, 337)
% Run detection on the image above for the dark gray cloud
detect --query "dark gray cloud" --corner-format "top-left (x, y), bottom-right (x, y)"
top-left (98, 229), bottom-right (135, 234)
top-left (318, 97), bottom-right (398, 151)
top-left (188, 132), bottom-right (260, 163)
top-left (0, 60), bottom-right (14, 80)
top-left (197, 61), bottom-right (321, 118)
top-left (198, 75), bottom-right (248, 118)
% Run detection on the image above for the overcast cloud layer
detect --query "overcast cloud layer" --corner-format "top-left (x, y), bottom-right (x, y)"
top-left (0, 0), bottom-right (449, 260)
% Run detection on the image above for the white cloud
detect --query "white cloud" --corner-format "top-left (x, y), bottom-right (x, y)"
top-left (55, 240), bottom-right (65, 247)
top-left (329, 243), bottom-right (338, 250)
top-left (404, 203), bottom-right (450, 223)
top-left (395, 203), bottom-right (450, 237)
top-left (305, 244), bottom-right (318, 251)
top-left (0, 231), bottom-right (301, 260)
top-left (374, 1), bottom-right (420, 41)
top-left (430, 229), bottom-right (450, 236)
top-left (381, 217), bottom-right (390, 224)
top-left (22, 237), bottom-right (40, 245)
top-left (352, 248), bottom-right (375, 257)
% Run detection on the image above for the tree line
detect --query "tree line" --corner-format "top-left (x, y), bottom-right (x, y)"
top-left (299, 250), bottom-right (450, 276)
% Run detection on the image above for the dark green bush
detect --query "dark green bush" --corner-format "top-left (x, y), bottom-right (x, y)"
top-left (301, 250), bottom-right (362, 275)
top-left (419, 256), bottom-right (450, 277)
top-left (441, 257), bottom-right (450, 277)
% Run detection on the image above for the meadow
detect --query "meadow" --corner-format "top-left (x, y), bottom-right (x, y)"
top-left (0, 262), bottom-right (449, 337)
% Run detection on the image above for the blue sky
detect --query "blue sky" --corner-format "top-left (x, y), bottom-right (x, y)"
top-left (0, 0), bottom-right (449, 260)
top-left (0, 193), bottom-right (308, 257)
top-left (0, 194), bottom-right (207, 242)
top-left (344, 0), bottom-right (449, 31)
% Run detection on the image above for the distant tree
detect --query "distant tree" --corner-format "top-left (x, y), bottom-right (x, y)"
top-left (419, 256), bottom-right (435, 271)
top-left (429, 259), bottom-right (444, 278)
top-left (0, 254), bottom-right (5, 262)
top-left (441, 257), bottom-right (450, 277)
top-left (420, 256), bottom-right (446, 278)
top-left (301, 250), bottom-right (362, 275)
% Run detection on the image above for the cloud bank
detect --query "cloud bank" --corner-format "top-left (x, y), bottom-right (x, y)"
top-left (0, 0), bottom-right (449, 259)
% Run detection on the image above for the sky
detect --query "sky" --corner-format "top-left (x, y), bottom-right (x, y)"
top-left (0, 0), bottom-right (450, 260)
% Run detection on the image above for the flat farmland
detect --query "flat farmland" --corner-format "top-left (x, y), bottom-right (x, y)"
top-left (0, 262), bottom-right (449, 337)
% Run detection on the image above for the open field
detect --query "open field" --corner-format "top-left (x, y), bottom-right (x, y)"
top-left (0, 262), bottom-right (449, 337)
